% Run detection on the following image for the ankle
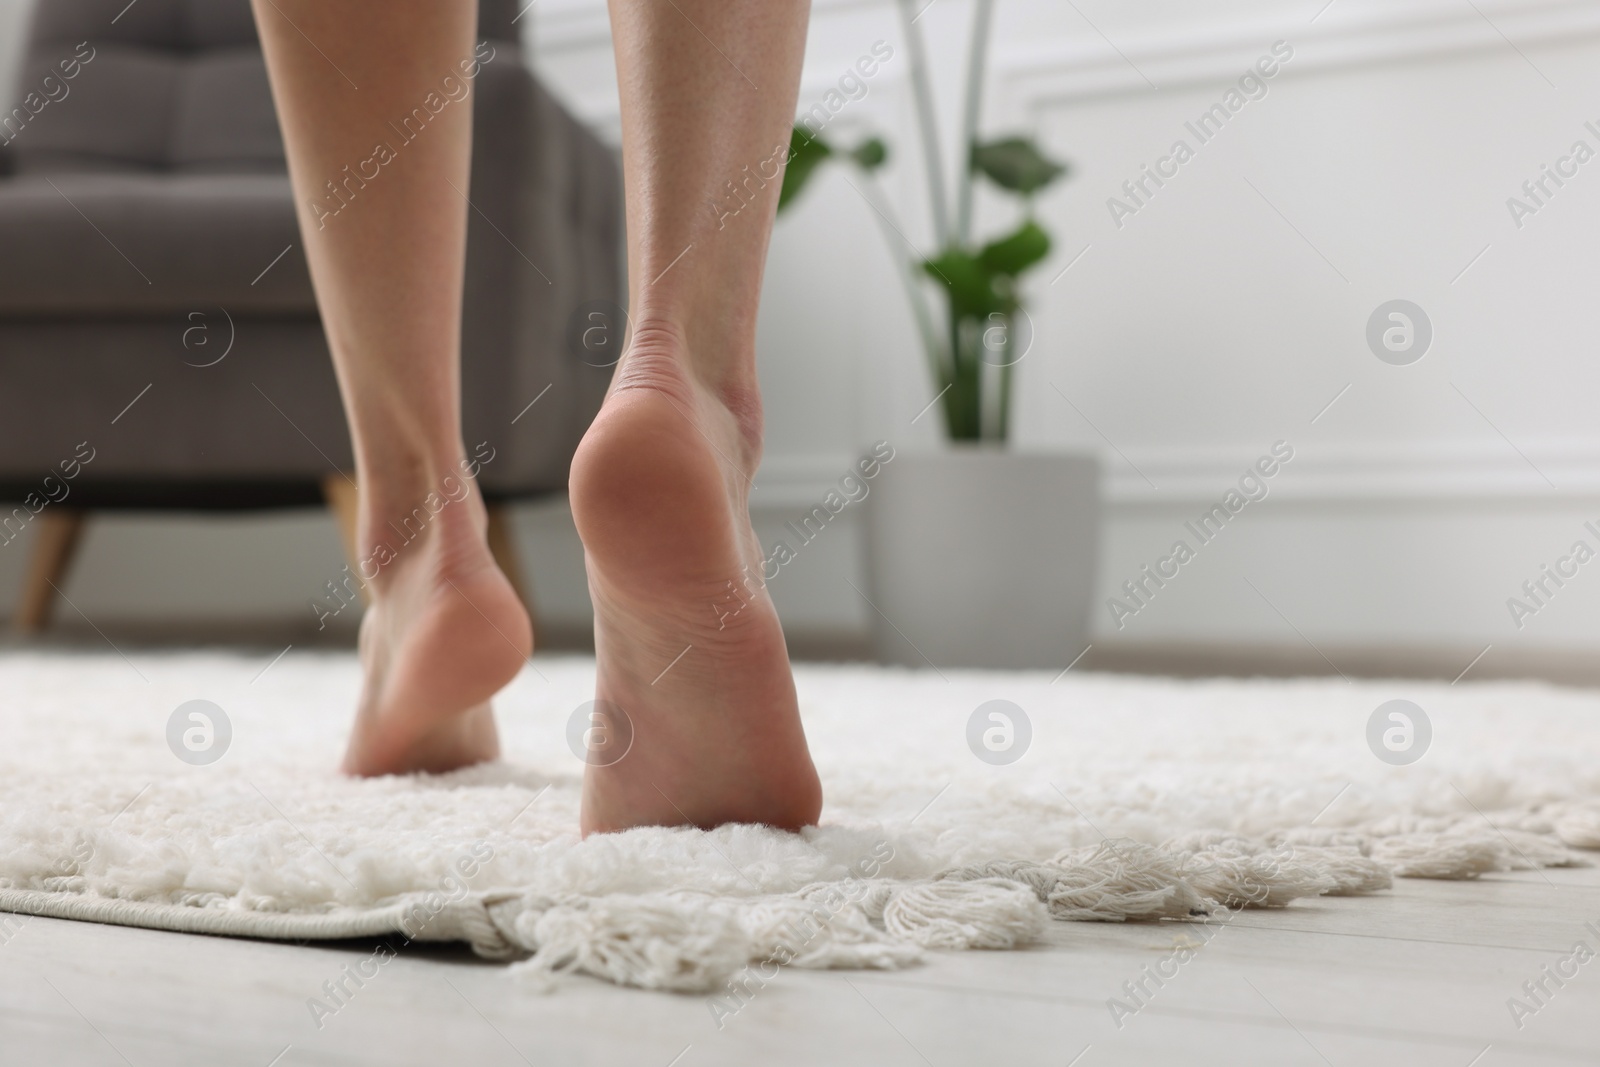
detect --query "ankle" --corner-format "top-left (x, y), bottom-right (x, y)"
top-left (617, 315), bottom-right (764, 458)
top-left (352, 455), bottom-right (496, 594)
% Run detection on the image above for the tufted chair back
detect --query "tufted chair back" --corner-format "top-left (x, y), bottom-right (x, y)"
top-left (5, 0), bottom-right (521, 174)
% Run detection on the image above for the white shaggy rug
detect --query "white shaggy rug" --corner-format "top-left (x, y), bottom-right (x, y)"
top-left (2, 651), bottom-right (1598, 993)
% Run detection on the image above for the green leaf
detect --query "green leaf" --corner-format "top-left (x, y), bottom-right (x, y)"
top-left (921, 247), bottom-right (1003, 320)
top-left (977, 220), bottom-right (1052, 278)
top-left (778, 126), bottom-right (833, 212)
top-left (849, 137), bottom-right (888, 172)
top-left (970, 137), bottom-right (1067, 195)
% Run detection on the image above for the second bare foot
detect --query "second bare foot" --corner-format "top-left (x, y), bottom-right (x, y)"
top-left (340, 469), bottom-right (532, 777)
top-left (569, 325), bottom-right (823, 834)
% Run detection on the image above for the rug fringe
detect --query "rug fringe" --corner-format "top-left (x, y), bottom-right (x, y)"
top-left (481, 835), bottom-right (1409, 991)
top-left (2, 814), bottom-right (1592, 993)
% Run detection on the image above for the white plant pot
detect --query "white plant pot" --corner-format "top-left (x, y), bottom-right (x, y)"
top-left (863, 448), bottom-right (1099, 670)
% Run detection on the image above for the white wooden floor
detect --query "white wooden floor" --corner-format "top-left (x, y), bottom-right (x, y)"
top-left (2, 869), bottom-right (1598, 1067)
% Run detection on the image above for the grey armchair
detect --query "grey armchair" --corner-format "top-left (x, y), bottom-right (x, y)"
top-left (0, 0), bottom-right (623, 633)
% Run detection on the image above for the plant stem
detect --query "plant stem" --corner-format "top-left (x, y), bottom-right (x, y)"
top-left (854, 172), bottom-right (950, 390)
top-left (997, 352), bottom-right (1013, 441)
top-left (945, 314), bottom-right (983, 439)
top-left (954, 0), bottom-right (995, 246)
top-left (895, 0), bottom-right (951, 249)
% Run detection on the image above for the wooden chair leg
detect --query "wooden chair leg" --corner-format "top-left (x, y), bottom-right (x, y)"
top-left (320, 473), bottom-right (360, 563)
top-left (486, 504), bottom-right (541, 648)
top-left (320, 472), bottom-right (369, 606)
top-left (13, 509), bottom-right (87, 634)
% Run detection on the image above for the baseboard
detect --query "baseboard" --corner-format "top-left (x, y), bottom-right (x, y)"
top-left (3, 617), bottom-right (359, 654)
top-left (1080, 640), bottom-right (1600, 687)
top-left (10, 620), bottom-right (1597, 689)
top-left (553, 630), bottom-right (1600, 687)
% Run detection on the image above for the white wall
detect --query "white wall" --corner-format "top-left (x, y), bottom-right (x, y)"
top-left (533, 0), bottom-right (1600, 654)
top-left (7, 0), bottom-right (1600, 659)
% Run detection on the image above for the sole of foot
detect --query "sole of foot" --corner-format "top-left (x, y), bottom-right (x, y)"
top-left (569, 329), bottom-right (823, 835)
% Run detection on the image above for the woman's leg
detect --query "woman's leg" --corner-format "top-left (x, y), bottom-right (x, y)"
top-left (570, 0), bottom-right (822, 832)
top-left (252, 0), bottom-right (822, 824)
top-left (252, 0), bottom-right (532, 775)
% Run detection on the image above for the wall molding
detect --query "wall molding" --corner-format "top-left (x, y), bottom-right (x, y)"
top-left (1000, 0), bottom-right (1600, 110)
top-left (753, 441), bottom-right (1600, 508)
top-left (531, 0), bottom-right (1600, 126)
top-left (1107, 440), bottom-right (1600, 504)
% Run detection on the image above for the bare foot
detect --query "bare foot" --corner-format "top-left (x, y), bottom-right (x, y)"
top-left (341, 481), bottom-right (532, 777)
top-left (569, 324), bottom-right (823, 834)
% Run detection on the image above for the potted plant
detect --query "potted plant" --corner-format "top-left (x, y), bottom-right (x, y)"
top-left (778, 0), bottom-right (1100, 669)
